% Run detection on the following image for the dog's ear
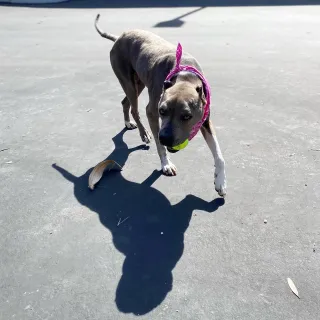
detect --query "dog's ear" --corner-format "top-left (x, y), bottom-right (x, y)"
top-left (196, 85), bottom-right (206, 105)
top-left (163, 80), bottom-right (173, 91)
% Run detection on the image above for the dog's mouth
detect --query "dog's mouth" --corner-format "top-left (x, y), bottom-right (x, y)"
top-left (167, 147), bottom-right (179, 153)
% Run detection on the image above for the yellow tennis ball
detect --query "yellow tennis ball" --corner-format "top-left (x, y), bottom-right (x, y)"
top-left (172, 139), bottom-right (189, 151)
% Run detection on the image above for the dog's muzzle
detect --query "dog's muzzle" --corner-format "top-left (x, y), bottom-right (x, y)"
top-left (167, 147), bottom-right (179, 153)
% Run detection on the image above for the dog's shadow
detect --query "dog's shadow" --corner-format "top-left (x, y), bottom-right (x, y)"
top-left (53, 128), bottom-right (224, 316)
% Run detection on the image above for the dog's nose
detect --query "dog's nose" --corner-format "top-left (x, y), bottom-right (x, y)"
top-left (159, 130), bottom-right (174, 147)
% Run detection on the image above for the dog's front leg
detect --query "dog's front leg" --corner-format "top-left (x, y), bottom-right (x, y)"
top-left (201, 119), bottom-right (227, 197)
top-left (146, 103), bottom-right (177, 176)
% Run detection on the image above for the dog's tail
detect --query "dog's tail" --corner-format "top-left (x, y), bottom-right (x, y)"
top-left (94, 14), bottom-right (118, 42)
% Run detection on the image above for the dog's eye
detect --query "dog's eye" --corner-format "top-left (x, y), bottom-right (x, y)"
top-left (182, 114), bottom-right (192, 121)
top-left (159, 108), bottom-right (166, 116)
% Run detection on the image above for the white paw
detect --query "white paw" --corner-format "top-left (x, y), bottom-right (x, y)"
top-left (161, 158), bottom-right (177, 176)
top-left (214, 167), bottom-right (227, 197)
top-left (125, 121), bottom-right (137, 129)
top-left (141, 130), bottom-right (152, 144)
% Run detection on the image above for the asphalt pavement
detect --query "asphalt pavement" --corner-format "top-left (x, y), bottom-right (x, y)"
top-left (1, 2), bottom-right (320, 319)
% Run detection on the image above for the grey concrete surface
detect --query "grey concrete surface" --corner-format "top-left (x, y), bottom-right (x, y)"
top-left (1, 4), bottom-right (320, 320)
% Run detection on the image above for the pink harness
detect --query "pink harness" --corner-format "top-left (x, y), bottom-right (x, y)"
top-left (165, 43), bottom-right (211, 141)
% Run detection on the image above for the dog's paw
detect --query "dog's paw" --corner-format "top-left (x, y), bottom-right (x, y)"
top-left (161, 158), bottom-right (177, 176)
top-left (214, 168), bottom-right (227, 197)
top-left (125, 121), bottom-right (137, 130)
top-left (141, 129), bottom-right (152, 144)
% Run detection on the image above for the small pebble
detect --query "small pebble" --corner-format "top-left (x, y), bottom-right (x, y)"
top-left (264, 219), bottom-right (267, 224)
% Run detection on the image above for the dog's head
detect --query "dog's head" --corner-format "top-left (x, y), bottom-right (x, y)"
top-left (158, 72), bottom-right (206, 153)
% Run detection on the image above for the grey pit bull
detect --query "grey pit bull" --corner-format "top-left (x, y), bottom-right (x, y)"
top-left (94, 14), bottom-right (227, 197)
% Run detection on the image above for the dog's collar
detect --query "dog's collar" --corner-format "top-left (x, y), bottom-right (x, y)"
top-left (165, 43), bottom-right (211, 141)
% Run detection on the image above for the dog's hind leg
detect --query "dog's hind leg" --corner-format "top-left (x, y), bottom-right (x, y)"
top-left (119, 78), bottom-right (151, 144)
top-left (121, 76), bottom-right (145, 130)
top-left (201, 119), bottom-right (227, 197)
top-left (122, 97), bottom-right (136, 129)
top-left (111, 54), bottom-right (151, 143)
